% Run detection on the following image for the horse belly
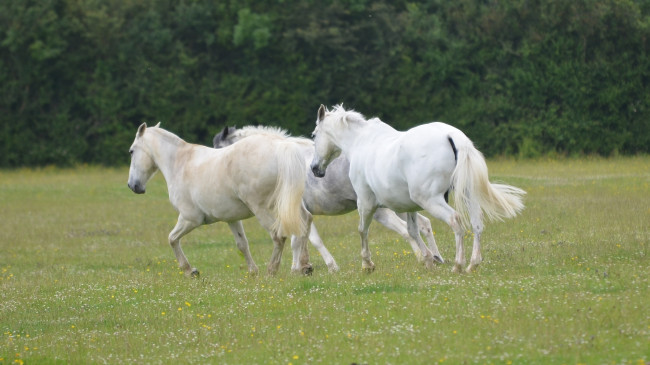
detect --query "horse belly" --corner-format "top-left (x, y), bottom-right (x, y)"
top-left (201, 199), bottom-right (253, 223)
top-left (304, 157), bottom-right (358, 215)
top-left (376, 187), bottom-right (422, 213)
top-left (364, 174), bottom-right (418, 212)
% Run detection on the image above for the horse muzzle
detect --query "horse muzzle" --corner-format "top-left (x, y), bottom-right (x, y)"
top-left (311, 164), bottom-right (326, 178)
top-left (128, 182), bottom-right (146, 194)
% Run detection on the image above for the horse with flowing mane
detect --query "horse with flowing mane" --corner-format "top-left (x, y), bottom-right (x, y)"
top-left (213, 125), bottom-right (445, 272)
top-left (127, 123), bottom-right (313, 276)
top-left (310, 105), bottom-right (526, 273)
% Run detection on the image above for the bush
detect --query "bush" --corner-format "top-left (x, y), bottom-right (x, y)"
top-left (0, 0), bottom-right (648, 166)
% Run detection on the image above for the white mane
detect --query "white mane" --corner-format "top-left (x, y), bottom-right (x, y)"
top-left (328, 104), bottom-right (367, 125)
top-left (232, 125), bottom-right (313, 147)
top-left (235, 125), bottom-right (291, 139)
top-left (147, 125), bottom-right (185, 146)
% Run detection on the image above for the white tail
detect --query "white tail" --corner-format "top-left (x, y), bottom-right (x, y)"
top-left (270, 141), bottom-right (309, 237)
top-left (451, 136), bottom-right (526, 231)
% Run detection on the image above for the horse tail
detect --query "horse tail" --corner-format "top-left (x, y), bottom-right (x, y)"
top-left (450, 134), bottom-right (526, 231)
top-left (270, 141), bottom-right (309, 237)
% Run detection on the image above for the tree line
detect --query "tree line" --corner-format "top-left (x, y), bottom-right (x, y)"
top-left (1, 0), bottom-right (648, 167)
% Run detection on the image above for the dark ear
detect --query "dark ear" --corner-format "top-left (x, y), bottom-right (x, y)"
top-left (137, 123), bottom-right (147, 137)
top-left (317, 104), bottom-right (326, 123)
top-left (222, 126), bottom-right (229, 139)
top-left (213, 127), bottom-right (226, 148)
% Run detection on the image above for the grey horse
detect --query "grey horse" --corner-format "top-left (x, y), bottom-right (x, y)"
top-left (213, 125), bottom-right (444, 272)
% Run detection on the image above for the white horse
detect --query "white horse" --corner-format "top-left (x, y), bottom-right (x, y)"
top-left (213, 126), bottom-right (445, 272)
top-left (310, 105), bottom-right (526, 273)
top-left (127, 123), bottom-right (313, 276)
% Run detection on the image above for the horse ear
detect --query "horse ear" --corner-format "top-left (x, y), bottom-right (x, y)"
top-left (222, 126), bottom-right (229, 139)
top-left (154, 122), bottom-right (161, 128)
top-left (137, 123), bottom-right (147, 137)
top-left (317, 104), bottom-right (326, 123)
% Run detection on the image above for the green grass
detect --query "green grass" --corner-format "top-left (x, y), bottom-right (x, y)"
top-left (1, 158), bottom-right (648, 364)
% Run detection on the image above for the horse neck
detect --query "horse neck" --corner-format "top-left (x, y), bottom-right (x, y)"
top-left (147, 129), bottom-right (188, 181)
top-left (331, 119), bottom-right (382, 155)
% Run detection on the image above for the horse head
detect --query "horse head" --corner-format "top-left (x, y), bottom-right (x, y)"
top-left (212, 126), bottom-right (239, 149)
top-left (310, 104), bottom-right (343, 178)
top-left (127, 122), bottom-right (159, 194)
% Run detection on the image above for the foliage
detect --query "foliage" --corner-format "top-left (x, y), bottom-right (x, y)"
top-left (0, 158), bottom-right (648, 362)
top-left (1, 0), bottom-right (648, 166)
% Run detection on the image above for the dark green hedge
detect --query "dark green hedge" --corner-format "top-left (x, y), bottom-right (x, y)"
top-left (1, 0), bottom-right (648, 166)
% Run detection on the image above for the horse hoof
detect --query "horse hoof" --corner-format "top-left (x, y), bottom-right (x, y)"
top-left (190, 269), bottom-right (200, 278)
top-left (466, 264), bottom-right (479, 273)
top-left (452, 264), bottom-right (464, 274)
top-left (414, 250), bottom-right (424, 263)
top-left (328, 264), bottom-right (340, 274)
top-left (433, 255), bottom-right (445, 264)
top-left (302, 265), bottom-right (314, 276)
top-left (362, 264), bottom-right (375, 274)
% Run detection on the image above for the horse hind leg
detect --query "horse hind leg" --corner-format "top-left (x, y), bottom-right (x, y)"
top-left (289, 207), bottom-right (314, 275)
top-left (258, 206), bottom-right (313, 276)
top-left (227, 221), bottom-right (259, 276)
top-left (267, 234), bottom-right (287, 276)
top-left (168, 216), bottom-right (201, 277)
top-left (466, 200), bottom-right (484, 273)
top-left (296, 221), bottom-right (339, 273)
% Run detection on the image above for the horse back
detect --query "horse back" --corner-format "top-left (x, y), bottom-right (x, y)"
top-left (350, 122), bottom-right (458, 210)
top-left (176, 137), bottom-right (289, 222)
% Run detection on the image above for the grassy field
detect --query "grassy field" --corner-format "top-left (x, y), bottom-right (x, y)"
top-left (1, 157), bottom-right (648, 364)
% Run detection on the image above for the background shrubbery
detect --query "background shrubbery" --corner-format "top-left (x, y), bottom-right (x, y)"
top-left (1, 0), bottom-right (648, 166)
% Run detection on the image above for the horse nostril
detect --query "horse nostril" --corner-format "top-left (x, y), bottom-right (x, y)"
top-left (311, 165), bottom-right (324, 178)
top-left (128, 182), bottom-right (146, 194)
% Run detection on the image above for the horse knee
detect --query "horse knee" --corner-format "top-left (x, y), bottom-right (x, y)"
top-left (417, 216), bottom-right (433, 234)
top-left (473, 222), bottom-right (484, 236)
top-left (448, 213), bottom-right (464, 235)
top-left (236, 240), bottom-right (249, 252)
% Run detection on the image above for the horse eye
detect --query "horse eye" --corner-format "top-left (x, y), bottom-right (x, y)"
top-left (129, 149), bottom-right (134, 155)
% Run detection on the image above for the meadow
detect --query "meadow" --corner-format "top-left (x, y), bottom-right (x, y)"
top-left (0, 157), bottom-right (648, 364)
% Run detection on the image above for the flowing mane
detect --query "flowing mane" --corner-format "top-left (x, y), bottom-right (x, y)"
top-left (232, 125), bottom-right (313, 147)
top-left (328, 104), bottom-right (367, 125)
top-left (147, 125), bottom-right (185, 146)
top-left (235, 125), bottom-right (291, 139)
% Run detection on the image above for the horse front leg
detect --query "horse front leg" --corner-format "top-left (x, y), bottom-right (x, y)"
top-left (357, 199), bottom-right (378, 272)
top-left (227, 221), bottom-right (259, 276)
top-left (416, 197), bottom-right (465, 273)
top-left (374, 209), bottom-right (423, 261)
top-left (416, 213), bottom-right (444, 264)
top-left (168, 216), bottom-right (200, 277)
